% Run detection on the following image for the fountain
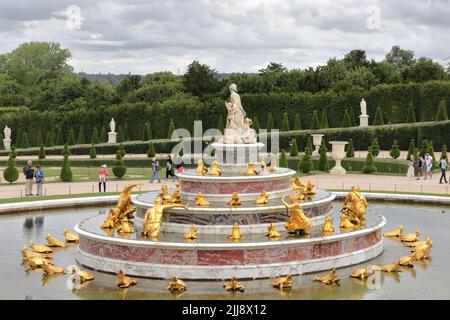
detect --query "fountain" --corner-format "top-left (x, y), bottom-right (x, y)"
top-left (74, 84), bottom-right (385, 280)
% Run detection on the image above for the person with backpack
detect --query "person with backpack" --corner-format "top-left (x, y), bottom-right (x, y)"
top-left (34, 165), bottom-right (44, 196)
top-left (439, 155), bottom-right (448, 184)
top-left (150, 157), bottom-right (162, 183)
top-left (165, 155), bottom-right (176, 181)
top-left (23, 160), bottom-right (34, 196)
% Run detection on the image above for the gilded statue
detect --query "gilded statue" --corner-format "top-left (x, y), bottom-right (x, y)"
top-left (196, 159), bottom-right (208, 175)
top-left (282, 196), bottom-right (311, 235)
top-left (350, 268), bottom-right (373, 280)
top-left (245, 163), bottom-right (258, 176)
top-left (383, 225), bottom-right (404, 238)
top-left (208, 160), bottom-right (222, 176)
top-left (342, 186), bottom-right (368, 225)
top-left (115, 184), bottom-right (142, 220)
top-left (322, 216), bottom-right (335, 234)
top-left (228, 192), bottom-right (241, 206)
top-left (339, 212), bottom-right (356, 229)
top-left (313, 269), bottom-right (341, 285)
top-left (266, 223), bottom-right (282, 239)
top-left (72, 267), bottom-right (95, 283)
top-left (223, 277), bottom-right (245, 292)
top-left (117, 270), bottom-right (137, 288)
top-left (117, 217), bottom-right (135, 234)
top-left (42, 260), bottom-right (66, 275)
top-left (380, 263), bottom-right (400, 273)
top-left (195, 192), bottom-right (210, 206)
top-left (63, 228), bottom-right (79, 243)
top-left (169, 183), bottom-right (181, 203)
top-left (396, 255), bottom-right (414, 267)
top-left (21, 245), bottom-right (52, 260)
top-left (228, 223), bottom-right (244, 241)
top-left (142, 197), bottom-right (188, 238)
top-left (302, 181), bottom-right (316, 199)
top-left (166, 276), bottom-right (187, 292)
top-left (101, 208), bottom-right (119, 229)
top-left (30, 240), bottom-right (53, 254)
top-left (46, 234), bottom-right (66, 248)
top-left (400, 229), bottom-right (420, 242)
top-left (183, 225), bottom-right (198, 240)
top-left (255, 191), bottom-right (269, 205)
top-left (290, 177), bottom-right (306, 192)
top-left (272, 276), bottom-right (293, 290)
top-left (159, 183), bottom-right (171, 202)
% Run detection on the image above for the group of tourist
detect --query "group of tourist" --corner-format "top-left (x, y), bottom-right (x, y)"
top-left (22, 160), bottom-right (44, 196)
top-left (406, 153), bottom-right (449, 183)
top-left (149, 155), bottom-right (183, 183)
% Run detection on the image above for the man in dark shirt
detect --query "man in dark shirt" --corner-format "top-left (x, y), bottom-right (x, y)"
top-left (23, 160), bottom-right (34, 196)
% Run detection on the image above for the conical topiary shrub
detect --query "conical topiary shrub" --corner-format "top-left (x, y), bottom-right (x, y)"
top-left (91, 127), bottom-right (99, 144)
top-left (436, 100), bottom-right (448, 121)
top-left (89, 144), bottom-right (97, 159)
top-left (3, 155), bottom-right (19, 184)
top-left (77, 124), bottom-right (86, 145)
top-left (293, 113), bottom-right (302, 131)
top-left (346, 138), bottom-right (355, 158)
top-left (253, 117), bottom-right (260, 133)
top-left (141, 123), bottom-right (150, 141)
top-left (373, 107), bottom-right (384, 125)
top-left (279, 150), bottom-right (288, 168)
top-left (99, 125), bottom-right (107, 143)
top-left (266, 112), bottom-right (274, 132)
top-left (117, 144), bottom-right (126, 158)
top-left (428, 140), bottom-right (437, 168)
top-left (10, 145), bottom-right (17, 159)
top-left (45, 131), bottom-right (54, 147)
top-left (21, 132), bottom-right (29, 149)
top-left (389, 139), bottom-right (400, 159)
top-left (298, 147), bottom-right (313, 173)
top-left (217, 114), bottom-right (225, 133)
top-left (406, 103), bottom-right (416, 123)
top-left (281, 113), bottom-right (290, 132)
top-left (440, 144), bottom-right (448, 161)
top-left (349, 107), bottom-right (357, 127)
top-left (306, 137), bottom-right (313, 155)
top-left (290, 139), bottom-right (298, 156)
top-left (419, 139), bottom-right (429, 157)
top-left (67, 129), bottom-right (76, 146)
top-left (147, 142), bottom-right (156, 158)
top-left (341, 110), bottom-right (352, 128)
top-left (320, 109), bottom-right (329, 129)
top-left (310, 111), bottom-right (320, 130)
top-left (113, 152), bottom-right (127, 179)
top-left (318, 146), bottom-right (329, 171)
top-left (370, 138), bottom-right (380, 158)
top-left (60, 145), bottom-right (73, 181)
top-left (35, 128), bottom-right (44, 147)
top-left (362, 149), bottom-right (377, 173)
top-left (55, 127), bottom-right (64, 146)
top-left (407, 139), bottom-right (415, 160)
top-left (168, 118), bottom-right (176, 139)
top-left (38, 144), bottom-right (46, 160)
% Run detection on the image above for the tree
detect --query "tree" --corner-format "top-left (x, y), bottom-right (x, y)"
top-left (141, 123), bottom-right (150, 141)
top-left (373, 107), bottom-right (384, 125)
top-left (55, 127), bottom-right (64, 146)
top-left (419, 139), bottom-right (429, 157)
top-left (402, 57), bottom-right (445, 82)
top-left (440, 144), bottom-right (448, 161)
top-left (341, 110), bottom-right (352, 127)
top-left (389, 139), bottom-right (400, 159)
top-left (298, 147), bottom-right (313, 173)
top-left (310, 111), bottom-right (320, 130)
top-left (293, 113), bottom-right (302, 130)
top-left (253, 117), bottom-right (260, 133)
top-left (89, 144), bottom-right (97, 159)
top-left (258, 62), bottom-right (287, 74)
top-left (10, 145), bottom-right (17, 159)
top-left (123, 122), bottom-right (130, 142)
top-left (60, 145), bottom-right (73, 181)
top-left (91, 127), bottom-right (99, 144)
top-left (428, 140), bottom-right (437, 168)
top-left (266, 112), bottom-right (274, 132)
top-left (117, 126), bottom-right (124, 143)
top-left (217, 114), bottom-right (225, 133)
top-left (15, 129), bottom-right (22, 148)
top-left (99, 125), bottom-right (107, 143)
top-left (346, 139), bottom-right (355, 158)
top-left (370, 138), bottom-right (380, 157)
top-left (362, 150), bottom-right (377, 173)
top-left (348, 107), bottom-right (357, 127)
top-left (436, 100), bottom-right (448, 121)
top-left (343, 49), bottom-right (368, 69)
top-left (306, 137), bottom-right (313, 155)
top-left (290, 139), bottom-right (298, 156)
top-left (35, 128), bottom-right (44, 147)
top-left (113, 152), bottom-right (127, 178)
top-left (320, 109), bottom-right (329, 129)
top-left (281, 113), bottom-right (290, 132)
top-left (67, 129), bottom-right (75, 146)
top-left (147, 142), bottom-right (156, 158)
top-left (168, 118), bottom-right (176, 139)
top-left (407, 139), bottom-right (415, 160)
top-left (3, 155), bottom-right (19, 183)
top-left (116, 74), bottom-right (142, 101)
top-left (38, 144), bottom-right (46, 159)
top-left (77, 124), bottom-right (86, 145)
top-left (406, 103), bottom-right (417, 123)
top-left (318, 146), bottom-right (329, 171)
top-left (279, 150), bottom-right (288, 168)
top-left (385, 46), bottom-right (415, 70)
top-left (21, 132), bottom-right (29, 149)
top-left (117, 144), bottom-right (126, 158)
top-left (45, 131), bottom-right (54, 147)
top-left (183, 60), bottom-right (221, 97)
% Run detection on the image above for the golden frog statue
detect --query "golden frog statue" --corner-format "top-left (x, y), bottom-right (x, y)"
top-left (322, 216), bottom-right (335, 235)
top-left (380, 263), bottom-right (400, 273)
top-left (46, 234), bottom-right (66, 248)
top-left (383, 225), bottom-right (404, 238)
top-left (223, 277), bottom-right (245, 292)
top-left (272, 275), bottom-right (293, 290)
top-left (245, 163), bottom-right (259, 176)
top-left (313, 269), bottom-right (341, 285)
top-left (166, 276), bottom-right (187, 292)
top-left (208, 160), bottom-right (221, 176)
top-left (42, 260), bottom-right (66, 275)
top-left (342, 186), bottom-right (368, 225)
top-left (255, 191), bottom-right (269, 205)
top-left (396, 255), bottom-right (414, 266)
top-left (30, 240), bottom-right (53, 254)
top-left (228, 223), bottom-right (244, 241)
top-left (169, 183), bottom-right (181, 203)
top-left (159, 183), bottom-right (171, 202)
top-left (282, 196), bottom-right (311, 235)
top-left (195, 192), bottom-right (210, 207)
top-left (142, 197), bottom-right (188, 238)
top-left (183, 224), bottom-right (198, 240)
top-left (228, 192), bottom-right (242, 206)
top-left (101, 208), bottom-right (119, 229)
top-left (339, 212), bottom-right (356, 230)
top-left (302, 181), bottom-right (316, 199)
top-left (266, 223), bottom-right (282, 239)
top-left (117, 270), bottom-right (137, 288)
top-left (290, 177), bottom-right (306, 192)
top-left (72, 267), bottom-right (95, 283)
top-left (195, 159), bottom-right (208, 176)
top-left (400, 229), bottom-right (420, 242)
top-left (63, 228), bottom-right (79, 243)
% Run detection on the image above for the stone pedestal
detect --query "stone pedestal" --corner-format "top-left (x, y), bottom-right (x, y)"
top-left (359, 115), bottom-right (369, 127)
top-left (2, 138), bottom-right (11, 150)
top-left (107, 132), bottom-right (117, 144)
top-left (329, 141), bottom-right (348, 175)
top-left (311, 134), bottom-right (324, 157)
top-left (212, 142), bottom-right (264, 174)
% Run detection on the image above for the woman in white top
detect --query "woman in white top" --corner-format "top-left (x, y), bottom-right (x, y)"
top-left (406, 155), bottom-right (415, 179)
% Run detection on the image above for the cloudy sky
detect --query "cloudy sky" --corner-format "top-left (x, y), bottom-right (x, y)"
top-left (1, 0), bottom-right (449, 74)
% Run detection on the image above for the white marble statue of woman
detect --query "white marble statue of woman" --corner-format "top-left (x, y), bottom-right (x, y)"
top-left (109, 118), bottom-right (116, 133)
top-left (242, 118), bottom-right (256, 144)
top-left (3, 125), bottom-right (11, 140)
top-left (225, 83), bottom-right (246, 133)
top-left (360, 98), bottom-right (367, 116)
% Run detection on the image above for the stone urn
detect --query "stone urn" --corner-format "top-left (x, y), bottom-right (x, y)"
top-left (311, 134), bottom-right (324, 156)
top-left (329, 141), bottom-right (348, 175)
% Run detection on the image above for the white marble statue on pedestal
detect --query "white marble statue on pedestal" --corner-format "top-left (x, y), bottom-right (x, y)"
top-left (242, 118), bottom-right (257, 144)
top-left (3, 125), bottom-right (12, 150)
top-left (222, 83), bottom-right (248, 144)
top-left (107, 118), bottom-right (117, 143)
top-left (109, 118), bottom-right (116, 133)
top-left (360, 98), bottom-right (367, 116)
top-left (359, 98), bottom-right (369, 127)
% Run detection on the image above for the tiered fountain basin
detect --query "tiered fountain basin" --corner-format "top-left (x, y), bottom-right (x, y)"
top-left (213, 142), bottom-right (264, 174)
top-left (75, 212), bottom-right (385, 280)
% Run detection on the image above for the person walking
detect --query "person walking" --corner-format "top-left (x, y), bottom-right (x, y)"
top-left (165, 155), bottom-right (176, 181)
top-left (406, 156), bottom-right (415, 179)
top-left (23, 160), bottom-right (34, 196)
top-left (97, 164), bottom-right (108, 192)
top-left (34, 165), bottom-right (45, 196)
top-left (415, 155), bottom-right (424, 180)
top-left (150, 157), bottom-right (162, 183)
top-left (439, 155), bottom-right (448, 184)
top-left (425, 153), bottom-right (433, 180)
